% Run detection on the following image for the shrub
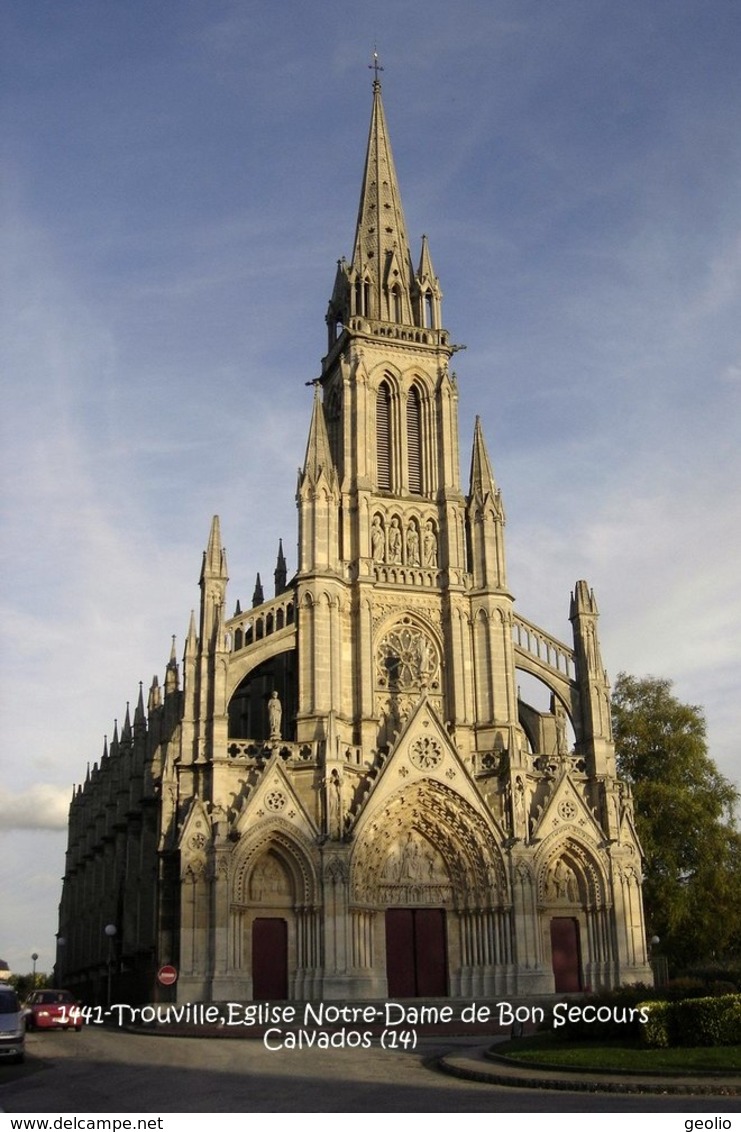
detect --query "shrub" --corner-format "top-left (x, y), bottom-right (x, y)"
top-left (642, 993), bottom-right (741, 1047)
top-left (682, 964), bottom-right (741, 993)
top-left (640, 1000), bottom-right (671, 1047)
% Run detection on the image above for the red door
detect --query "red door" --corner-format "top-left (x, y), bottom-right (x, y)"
top-left (386, 908), bottom-right (447, 997)
top-left (550, 917), bottom-right (582, 992)
top-left (252, 918), bottom-right (288, 1000)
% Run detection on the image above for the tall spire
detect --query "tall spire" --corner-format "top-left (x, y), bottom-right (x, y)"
top-left (325, 68), bottom-right (447, 347)
top-left (350, 72), bottom-right (416, 325)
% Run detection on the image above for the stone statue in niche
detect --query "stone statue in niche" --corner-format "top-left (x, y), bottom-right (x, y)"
top-left (422, 520), bottom-right (438, 567)
top-left (405, 520), bottom-right (420, 566)
top-left (547, 858), bottom-right (577, 902)
top-left (327, 767), bottom-right (343, 839)
top-left (381, 832), bottom-right (443, 887)
top-left (387, 517), bottom-right (402, 564)
top-left (513, 774), bottom-right (528, 830)
top-left (371, 515), bottom-right (386, 562)
top-left (250, 856), bottom-right (286, 901)
top-left (555, 703), bottom-right (568, 755)
top-left (381, 844), bottom-right (402, 882)
top-left (268, 691), bottom-right (282, 740)
top-left (399, 832), bottom-right (421, 880)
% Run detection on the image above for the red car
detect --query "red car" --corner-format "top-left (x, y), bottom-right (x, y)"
top-left (23, 989), bottom-right (82, 1031)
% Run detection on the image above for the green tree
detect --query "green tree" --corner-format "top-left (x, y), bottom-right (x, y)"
top-left (8, 972), bottom-right (48, 1000)
top-left (612, 673), bottom-right (741, 972)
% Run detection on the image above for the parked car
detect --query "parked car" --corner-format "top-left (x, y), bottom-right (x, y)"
top-left (23, 989), bottom-right (82, 1031)
top-left (0, 986), bottom-right (25, 1062)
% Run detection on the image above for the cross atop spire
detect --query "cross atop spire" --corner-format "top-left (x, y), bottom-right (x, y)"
top-left (368, 47), bottom-right (384, 89)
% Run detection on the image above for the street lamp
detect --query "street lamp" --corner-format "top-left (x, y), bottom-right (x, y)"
top-left (31, 952), bottom-right (38, 987)
top-left (104, 924), bottom-right (117, 1007)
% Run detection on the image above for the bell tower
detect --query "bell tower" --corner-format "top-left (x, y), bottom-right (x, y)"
top-left (294, 71), bottom-right (522, 762)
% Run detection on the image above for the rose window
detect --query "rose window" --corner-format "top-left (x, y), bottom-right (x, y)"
top-left (376, 621), bottom-right (439, 690)
top-left (409, 736), bottom-right (443, 770)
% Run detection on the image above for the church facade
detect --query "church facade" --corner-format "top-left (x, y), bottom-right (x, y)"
top-left (58, 79), bottom-right (652, 1005)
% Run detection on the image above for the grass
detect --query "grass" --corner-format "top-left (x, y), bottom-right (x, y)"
top-left (498, 1035), bottom-right (741, 1074)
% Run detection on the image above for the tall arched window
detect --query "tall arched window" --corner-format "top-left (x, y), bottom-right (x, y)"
top-left (407, 385), bottom-right (422, 494)
top-left (392, 285), bottom-right (403, 324)
top-left (424, 291), bottom-right (435, 329)
top-left (377, 383), bottom-right (392, 491)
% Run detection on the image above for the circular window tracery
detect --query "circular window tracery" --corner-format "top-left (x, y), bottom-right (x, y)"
top-left (558, 798), bottom-right (577, 822)
top-left (409, 736), bottom-right (443, 770)
top-left (376, 619), bottom-right (440, 691)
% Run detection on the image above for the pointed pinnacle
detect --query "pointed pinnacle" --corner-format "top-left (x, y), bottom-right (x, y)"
top-left (469, 416), bottom-right (497, 499)
top-left (185, 610), bottom-right (198, 657)
top-left (570, 580), bottom-right (599, 618)
top-left (302, 386), bottom-right (335, 483)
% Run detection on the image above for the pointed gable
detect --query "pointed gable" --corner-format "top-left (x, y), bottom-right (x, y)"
top-left (234, 754), bottom-right (317, 842)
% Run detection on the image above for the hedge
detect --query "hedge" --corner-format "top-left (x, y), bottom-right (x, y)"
top-left (641, 993), bottom-right (741, 1048)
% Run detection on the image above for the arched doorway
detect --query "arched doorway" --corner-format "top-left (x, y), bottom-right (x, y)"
top-left (538, 838), bottom-right (611, 992)
top-left (232, 833), bottom-right (321, 1002)
top-left (247, 851), bottom-right (293, 1000)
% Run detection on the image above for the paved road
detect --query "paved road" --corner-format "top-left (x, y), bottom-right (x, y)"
top-left (1, 1028), bottom-right (738, 1113)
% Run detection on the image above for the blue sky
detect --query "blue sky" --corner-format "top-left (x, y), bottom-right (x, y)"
top-left (1, 0), bottom-right (740, 976)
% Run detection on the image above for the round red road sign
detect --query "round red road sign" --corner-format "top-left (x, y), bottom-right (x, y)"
top-left (157, 964), bottom-right (178, 986)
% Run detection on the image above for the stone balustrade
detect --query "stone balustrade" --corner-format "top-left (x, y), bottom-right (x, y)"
top-left (225, 593), bottom-right (295, 653)
top-left (512, 614), bottom-right (574, 678)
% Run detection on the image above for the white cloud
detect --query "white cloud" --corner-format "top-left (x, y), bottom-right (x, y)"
top-left (0, 785), bottom-right (71, 831)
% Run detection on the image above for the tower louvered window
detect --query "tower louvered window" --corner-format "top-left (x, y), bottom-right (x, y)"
top-left (407, 385), bottom-right (422, 494)
top-left (377, 383), bottom-right (392, 491)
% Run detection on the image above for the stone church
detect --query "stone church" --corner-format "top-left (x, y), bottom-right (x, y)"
top-left (58, 77), bottom-right (652, 1005)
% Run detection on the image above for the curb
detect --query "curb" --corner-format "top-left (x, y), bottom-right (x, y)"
top-left (437, 1046), bottom-right (741, 1096)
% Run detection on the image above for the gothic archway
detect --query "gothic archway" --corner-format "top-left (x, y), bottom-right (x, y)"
top-left (231, 824), bottom-right (321, 1000)
top-left (351, 779), bottom-right (511, 996)
top-left (535, 834), bottom-right (615, 992)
